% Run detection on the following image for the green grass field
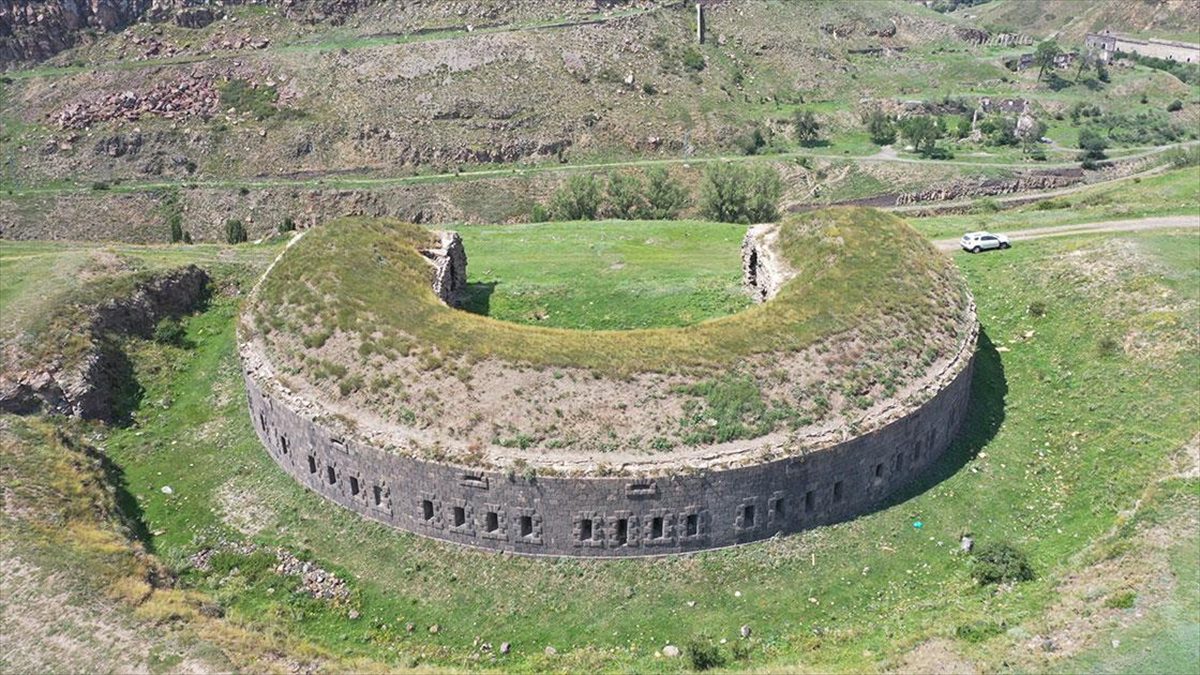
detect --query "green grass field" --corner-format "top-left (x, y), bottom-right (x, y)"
top-left (4, 215), bottom-right (1195, 671)
top-left (456, 219), bottom-right (748, 330)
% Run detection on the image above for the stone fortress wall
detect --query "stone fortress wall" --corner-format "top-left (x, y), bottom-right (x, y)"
top-left (241, 229), bottom-right (978, 557)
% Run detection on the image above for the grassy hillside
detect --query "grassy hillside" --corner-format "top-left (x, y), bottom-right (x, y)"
top-left (963, 0), bottom-right (1200, 42)
top-left (3, 221), bottom-right (1197, 671)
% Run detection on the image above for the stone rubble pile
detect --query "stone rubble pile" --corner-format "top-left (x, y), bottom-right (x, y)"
top-left (274, 547), bottom-right (352, 602)
top-left (121, 33), bottom-right (181, 60)
top-left (186, 543), bottom-right (351, 603)
top-left (53, 76), bottom-right (220, 129)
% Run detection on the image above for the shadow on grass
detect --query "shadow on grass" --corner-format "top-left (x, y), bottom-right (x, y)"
top-left (103, 341), bottom-right (144, 428)
top-left (884, 328), bottom-right (1007, 508)
top-left (60, 428), bottom-right (156, 552)
top-left (459, 281), bottom-right (498, 317)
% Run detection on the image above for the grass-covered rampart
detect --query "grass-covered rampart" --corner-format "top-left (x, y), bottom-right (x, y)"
top-left (252, 207), bottom-right (969, 376)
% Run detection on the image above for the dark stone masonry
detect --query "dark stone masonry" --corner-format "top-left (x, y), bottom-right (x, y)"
top-left (242, 345), bottom-right (974, 558)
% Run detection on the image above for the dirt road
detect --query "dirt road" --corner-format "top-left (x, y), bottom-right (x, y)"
top-left (933, 214), bottom-right (1200, 251)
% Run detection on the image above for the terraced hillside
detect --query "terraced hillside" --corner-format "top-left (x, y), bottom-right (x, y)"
top-left (3, 0), bottom-right (1197, 241)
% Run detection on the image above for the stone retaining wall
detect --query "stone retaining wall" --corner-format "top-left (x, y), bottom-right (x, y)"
top-left (241, 335), bottom-right (975, 557)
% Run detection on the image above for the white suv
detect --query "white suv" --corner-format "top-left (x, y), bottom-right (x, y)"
top-left (960, 231), bottom-right (1011, 253)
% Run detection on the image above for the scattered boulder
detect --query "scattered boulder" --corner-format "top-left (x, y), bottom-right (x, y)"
top-left (662, 645), bottom-right (681, 658)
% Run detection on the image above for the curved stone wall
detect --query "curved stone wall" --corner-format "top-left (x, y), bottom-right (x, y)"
top-left (241, 327), bottom-right (976, 557)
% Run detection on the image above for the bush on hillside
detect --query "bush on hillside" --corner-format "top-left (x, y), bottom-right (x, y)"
top-left (550, 174), bottom-right (603, 220)
top-left (152, 317), bottom-right (187, 347)
top-left (699, 163), bottom-right (781, 224)
top-left (642, 167), bottom-right (690, 219)
top-left (1077, 128), bottom-right (1108, 162)
top-left (225, 218), bottom-right (248, 244)
top-left (279, 216), bottom-right (296, 233)
top-left (168, 213), bottom-right (184, 243)
top-left (970, 541), bottom-right (1034, 585)
top-left (686, 636), bottom-right (726, 671)
top-left (605, 171), bottom-right (645, 219)
top-left (793, 109), bottom-right (821, 146)
top-left (863, 109), bottom-right (897, 146)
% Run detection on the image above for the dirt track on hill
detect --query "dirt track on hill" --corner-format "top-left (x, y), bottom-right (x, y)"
top-left (933, 215), bottom-right (1200, 252)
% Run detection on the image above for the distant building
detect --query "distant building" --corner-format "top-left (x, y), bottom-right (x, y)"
top-left (1085, 30), bottom-right (1199, 63)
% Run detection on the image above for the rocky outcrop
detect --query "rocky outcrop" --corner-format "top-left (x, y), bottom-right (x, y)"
top-left (0, 265), bottom-right (210, 420)
top-left (895, 171), bottom-right (1081, 206)
top-left (1, 0), bottom-right (152, 65)
top-left (53, 75), bottom-right (220, 129)
top-left (420, 230), bottom-right (467, 306)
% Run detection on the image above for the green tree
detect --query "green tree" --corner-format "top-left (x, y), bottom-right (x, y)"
top-left (792, 109), bottom-right (821, 145)
top-left (1034, 40), bottom-right (1062, 82)
top-left (605, 171), bottom-right (645, 220)
top-left (700, 163), bottom-right (781, 224)
top-left (643, 167), bottom-right (690, 219)
top-left (864, 109), bottom-right (896, 145)
top-left (898, 115), bottom-right (944, 156)
top-left (1077, 128), bottom-right (1108, 165)
top-left (1095, 59), bottom-right (1110, 82)
top-left (224, 218), bottom-right (247, 244)
top-left (550, 174), bottom-right (602, 220)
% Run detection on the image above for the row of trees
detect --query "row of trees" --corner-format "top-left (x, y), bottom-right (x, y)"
top-left (541, 163), bottom-right (782, 225)
top-left (540, 167), bottom-right (690, 221)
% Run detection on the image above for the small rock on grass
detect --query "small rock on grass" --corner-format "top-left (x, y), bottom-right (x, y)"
top-left (740, 624), bottom-right (752, 638)
top-left (429, 624), bottom-right (440, 634)
top-left (662, 645), bottom-right (681, 658)
top-left (500, 642), bottom-right (511, 655)
top-left (544, 646), bottom-right (557, 656)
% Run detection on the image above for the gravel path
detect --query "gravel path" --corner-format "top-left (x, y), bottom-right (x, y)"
top-left (933, 214), bottom-right (1200, 251)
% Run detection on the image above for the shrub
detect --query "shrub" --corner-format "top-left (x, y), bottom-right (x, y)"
top-left (550, 174), bottom-right (602, 220)
top-left (605, 171), bottom-right (645, 219)
top-left (182, 231), bottom-right (193, 244)
top-left (279, 216), bottom-right (296, 233)
top-left (152, 317), bottom-right (187, 347)
top-left (793, 109), bottom-right (821, 145)
top-left (91, 181), bottom-right (110, 191)
top-left (863, 109), bottom-right (896, 145)
top-left (734, 126), bottom-right (768, 156)
top-left (972, 198), bottom-right (1001, 214)
top-left (1077, 128), bottom-right (1108, 162)
top-left (529, 203), bottom-right (551, 223)
top-left (700, 163), bottom-right (781, 224)
top-left (685, 637), bottom-right (726, 671)
top-left (219, 78), bottom-right (280, 121)
top-left (642, 167), bottom-right (690, 219)
top-left (681, 46), bottom-right (705, 72)
top-left (225, 218), bottom-right (248, 244)
top-left (971, 541), bottom-right (1035, 585)
top-left (1027, 300), bottom-right (1047, 317)
top-left (1167, 99), bottom-right (1183, 112)
top-left (168, 213), bottom-right (184, 243)
top-left (642, 82), bottom-right (658, 95)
